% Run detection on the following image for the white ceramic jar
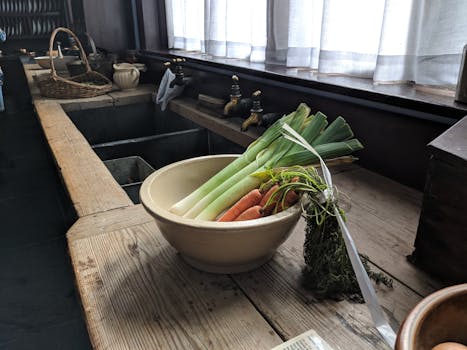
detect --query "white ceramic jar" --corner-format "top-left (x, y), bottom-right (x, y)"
top-left (113, 63), bottom-right (140, 90)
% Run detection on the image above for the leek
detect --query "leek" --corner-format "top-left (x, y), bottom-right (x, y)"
top-left (192, 104), bottom-right (311, 220)
top-left (169, 110), bottom-right (296, 216)
top-left (171, 103), bottom-right (364, 221)
top-left (311, 116), bottom-right (353, 146)
top-left (276, 140), bottom-right (364, 167)
top-left (183, 141), bottom-right (279, 218)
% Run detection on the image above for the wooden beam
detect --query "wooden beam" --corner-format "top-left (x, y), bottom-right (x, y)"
top-left (34, 101), bottom-right (133, 217)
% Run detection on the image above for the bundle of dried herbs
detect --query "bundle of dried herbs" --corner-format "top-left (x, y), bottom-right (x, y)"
top-left (254, 164), bottom-right (393, 302)
top-left (302, 201), bottom-right (392, 302)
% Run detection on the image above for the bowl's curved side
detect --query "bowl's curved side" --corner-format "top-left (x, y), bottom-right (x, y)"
top-left (140, 154), bottom-right (302, 273)
top-left (151, 209), bottom-right (300, 273)
top-left (140, 154), bottom-right (301, 229)
top-left (396, 284), bottom-right (467, 350)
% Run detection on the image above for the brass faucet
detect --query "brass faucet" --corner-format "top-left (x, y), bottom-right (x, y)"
top-left (223, 75), bottom-right (242, 116)
top-left (241, 90), bottom-right (263, 131)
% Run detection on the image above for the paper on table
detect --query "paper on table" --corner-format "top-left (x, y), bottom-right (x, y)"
top-left (281, 124), bottom-right (397, 349)
top-left (271, 330), bottom-right (334, 350)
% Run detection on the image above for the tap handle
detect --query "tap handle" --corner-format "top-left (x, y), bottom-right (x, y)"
top-left (251, 90), bottom-right (263, 112)
top-left (167, 58), bottom-right (185, 86)
top-left (230, 75), bottom-right (241, 97)
top-left (174, 63), bottom-right (184, 85)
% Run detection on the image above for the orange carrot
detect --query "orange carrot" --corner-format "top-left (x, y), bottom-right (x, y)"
top-left (260, 184), bottom-right (279, 207)
top-left (285, 189), bottom-right (299, 205)
top-left (234, 205), bottom-right (263, 221)
top-left (217, 189), bottom-right (263, 222)
top-left (276, 190), bottom-right (300, 212)
top-left (260, 184), bottom-right (280, 216)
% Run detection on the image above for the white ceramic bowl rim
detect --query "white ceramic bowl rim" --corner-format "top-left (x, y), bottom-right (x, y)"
top-left (140, 154), bottom-right (302, 231)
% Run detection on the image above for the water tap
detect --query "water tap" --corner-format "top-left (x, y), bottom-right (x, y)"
top-left (169, 58), bottom-right (188, 88)
top-left (223, 75), bottom-right (253, 117)
top-left (241, 90), bottom-right (263, 131)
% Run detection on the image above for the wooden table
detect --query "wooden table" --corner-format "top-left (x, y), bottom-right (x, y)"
top-left (66, 167), bottom-right (442, 350)
top-left (22, 63), bottom-right (444, 349)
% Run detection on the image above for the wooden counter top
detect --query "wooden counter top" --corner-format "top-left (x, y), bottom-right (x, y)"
top-left (23, 63), bottom-right (154, 112)
top-left (22, 62), bottom-right (444, 349)
top-left (66, 166), bottom-right (440, 349)
top-left (23, 63), bottom-right (155, 217)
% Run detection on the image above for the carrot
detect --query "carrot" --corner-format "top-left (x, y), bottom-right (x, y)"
top-left (234, 205), bottom-right (263, 221)
top-left (217, 189), bottom-right (263, 222)
top-left (260, 184), bottom-right (280, 216)
top-left (276, 190), bottom-right (300, 212)
top-left (260, 184), bottom-right (279, 207)
top-left (285, 189), bottom-right (299, 205)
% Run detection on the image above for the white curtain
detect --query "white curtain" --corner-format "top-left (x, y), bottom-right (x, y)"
top-left (166, 0), bottom-right (467, 86)
top-left (166, 0), bottom-right (267, 62)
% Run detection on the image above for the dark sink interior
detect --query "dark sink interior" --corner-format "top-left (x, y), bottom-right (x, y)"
top-left (68, 103), bottom-right (244, 203)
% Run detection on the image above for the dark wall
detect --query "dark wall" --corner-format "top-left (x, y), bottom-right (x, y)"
top-left (137, 0), bottom-right (167, 51)
top-left (81, 0), bottom-right (134, 53)
top-left (140, 56), bottom-right (451, 191)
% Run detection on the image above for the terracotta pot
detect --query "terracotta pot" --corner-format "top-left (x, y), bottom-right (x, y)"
top-left (113, 63), bottom-right (140, 90)
top-left (396, 284), bottom-right (467, 350)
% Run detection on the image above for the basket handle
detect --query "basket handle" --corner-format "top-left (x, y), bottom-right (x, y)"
top-left (48, 27), bottom-right (91, 78)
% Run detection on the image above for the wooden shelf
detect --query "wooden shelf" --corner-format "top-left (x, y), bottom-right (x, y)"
top-left (169, 97), bottom-right (262, 148)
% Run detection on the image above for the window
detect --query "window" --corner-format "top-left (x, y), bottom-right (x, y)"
top-left (165, 0), bottom-right (467, 87)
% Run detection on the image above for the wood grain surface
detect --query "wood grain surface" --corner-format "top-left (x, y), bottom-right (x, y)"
top-left (239, 164), bottom-right (440, 346)
top-left (23, 64), bottom-right (153, 112)
top-left (34, 101), bottom-right (133, 217)
top-left (170, 98), bottom-right (260, 148)
top-left (67, 165), bottom-right (435, 350)
top-left (332, 168), bottom-right (443, 296)
top-left (233, 218), bottom-right (422, 350)
top-left (69, 210), bottom-right (283, 350)
top-left (22, 63), bottom-right (156, 217)
top-left (67, 205), bottom-right (153, 242)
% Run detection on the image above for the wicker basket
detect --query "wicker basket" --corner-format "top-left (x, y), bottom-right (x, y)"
top-left (37, 27), bottom-right (113, 99)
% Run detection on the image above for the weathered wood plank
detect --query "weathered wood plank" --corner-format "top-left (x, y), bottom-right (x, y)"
top-left (34, 101), bottom-right (133, 217)
top-left (23, 64), bottom-right (153, 110)
top-left (108, 84), bottom-right (154, 106)
top-left (232, 218), bottom-right (423, 350)
top-left (67, 205), bottom-right (153, 242)
top-left (68, 216), bottom-right (283, 350)
top-left (169, 98), bottom-right (260, 148)
top-left (332, 168), bottom-right (443, 296)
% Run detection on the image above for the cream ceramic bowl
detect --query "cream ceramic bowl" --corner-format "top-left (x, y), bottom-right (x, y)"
top-left (396, 284), bottom-right (467, 350)
top-left (140, 155), bottom-right (301, 274)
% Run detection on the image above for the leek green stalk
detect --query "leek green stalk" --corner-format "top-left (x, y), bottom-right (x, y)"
top-left (183, 142), bottom-right (279, 218)
top-left (171, 103), bottom-right (364, 221)
top-left (193, 104), bottom-right (311, 220)
top-left (169, 111), bottom-right (296, 216)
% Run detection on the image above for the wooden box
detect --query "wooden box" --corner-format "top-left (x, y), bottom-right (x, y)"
top-left (411, 116), bottom-right (467, 283)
